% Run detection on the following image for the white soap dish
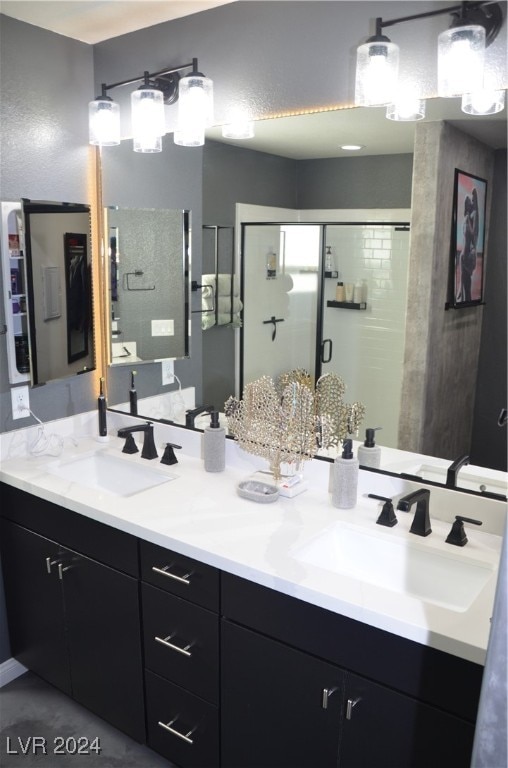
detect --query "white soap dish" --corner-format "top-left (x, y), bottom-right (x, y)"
top-left (237, 480), bottom-right (279, 504)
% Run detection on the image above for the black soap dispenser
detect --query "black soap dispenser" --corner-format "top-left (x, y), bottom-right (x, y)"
top-left (358, 427), bottom-right (382, 469)
top-left (129, 370), bottom-right (138, 416)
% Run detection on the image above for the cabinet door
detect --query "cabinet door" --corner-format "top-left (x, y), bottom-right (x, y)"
top-left (221, 620), bottom-right (344, 768)
top-left (340, 672), bottom-right (475, 768)
top-left (0, 520), bottom-right (71, 694)
top-left (62, 552), bottom-right (145, 742)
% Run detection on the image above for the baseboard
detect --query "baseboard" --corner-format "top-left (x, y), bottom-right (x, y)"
top-left (0, 657), bottom-right (27, 688)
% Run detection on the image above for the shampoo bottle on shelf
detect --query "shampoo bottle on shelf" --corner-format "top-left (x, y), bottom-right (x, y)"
top-left (332, 438), bottom-right (359, 509)
top-left (358, 427), bottom-right (382, 468)
top-left (204, 411), bottom-right (226, 472)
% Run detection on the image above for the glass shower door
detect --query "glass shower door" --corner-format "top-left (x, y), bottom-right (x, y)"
top-left (241, 223), bottom-right (321, 390)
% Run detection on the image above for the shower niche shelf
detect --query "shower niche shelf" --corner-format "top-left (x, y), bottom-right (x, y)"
top-left (327, 300), bottom-right (367, 310)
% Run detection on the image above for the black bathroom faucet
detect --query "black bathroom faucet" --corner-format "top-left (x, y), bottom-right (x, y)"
top-left (118, 422), bottom-right (158, 459)
top-left (445, 454), bottom-right (470, 488)
top-left (185, 404), bottom-right (215, 428)
top-left (397, 488), bottom-right (432, 537)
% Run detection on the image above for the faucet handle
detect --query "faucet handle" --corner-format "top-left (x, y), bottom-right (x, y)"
top-left (368, 494), bottom-right (398, 528)
top-left (161, 443), bottom-right (182, 466)
top-left (445, 515), bottom-right (482, 547)
top-left (121, 432), bottom-right (139, 454)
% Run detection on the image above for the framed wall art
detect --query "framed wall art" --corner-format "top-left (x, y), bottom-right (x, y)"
top-left (448, 168), bottom-right (487, 309)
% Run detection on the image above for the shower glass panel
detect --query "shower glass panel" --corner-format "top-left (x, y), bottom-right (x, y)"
top-left (241, 224), bottom-right (321, 389)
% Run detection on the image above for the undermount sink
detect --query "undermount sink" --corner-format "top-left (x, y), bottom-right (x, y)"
top-left (46, 451), bottom-right (176, 497)
top-left (406, 463), bottom-right (507, 497)
top-left (293, 522), bottom-right (496, 612)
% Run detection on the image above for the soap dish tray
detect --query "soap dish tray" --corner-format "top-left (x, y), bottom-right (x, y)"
top-left (237, 479), bottom-right (279, 503)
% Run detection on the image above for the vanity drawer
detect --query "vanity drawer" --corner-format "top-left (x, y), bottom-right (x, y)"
top-left (145, 670), bottom-right (219, 768)
top-left (140, 540), bottom-right (219, 611)
top-left (142, 583), bottom-right (219, 704)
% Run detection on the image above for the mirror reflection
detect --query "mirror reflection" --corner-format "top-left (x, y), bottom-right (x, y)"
top-left (103, 100), bottom-right (506, 487)
top-left (22, 199), bottom-right (95, 386)
top-left (105, 206), bottom-right (190, 366)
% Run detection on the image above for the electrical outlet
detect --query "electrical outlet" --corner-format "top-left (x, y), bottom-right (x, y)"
top-left (11, 385), bottom-right (30, 420)
top-left (161, 359), bottom-right (175, 385)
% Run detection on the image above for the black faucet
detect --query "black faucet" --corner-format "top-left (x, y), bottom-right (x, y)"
top-left (446, 454), bottom-right (470, 488)
top-left (397, 489), bottom-right (432, 537)
top-left (185, 404), bottom-right (214, 428)
top-left (118, 422), bottom-right (158, 460)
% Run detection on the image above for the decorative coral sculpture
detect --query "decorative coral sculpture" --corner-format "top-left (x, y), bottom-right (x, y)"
top-left (225, 371), bottom-right (365, 481)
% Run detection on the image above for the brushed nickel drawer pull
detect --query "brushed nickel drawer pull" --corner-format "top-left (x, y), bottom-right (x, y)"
top-left (158, 719), bottom-right (195, 745)
top-left (321, 687), bottom-right (337, 709)
top-left (45, 557), bottom-right (60, 574)
top-left (152, 565), bottom-right (192, 585)
top-left (155, 634), bottom-right (193, 658)
top-left (346, 697), bottom-right (361, 720)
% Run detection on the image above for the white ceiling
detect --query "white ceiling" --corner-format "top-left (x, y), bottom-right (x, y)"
top-left (0, 1), bottom-right (236, 44)
top-left (1, 0), bottom-right (506, 158)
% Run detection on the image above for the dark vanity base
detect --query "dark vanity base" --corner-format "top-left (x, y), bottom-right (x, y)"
top-left (1, 483), bottom-right (482, 768)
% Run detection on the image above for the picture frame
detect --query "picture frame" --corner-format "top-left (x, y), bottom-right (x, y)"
top-left (64, 232), bottom-right (90, 363)
top-left (448, 168), bottom-right (487, 309)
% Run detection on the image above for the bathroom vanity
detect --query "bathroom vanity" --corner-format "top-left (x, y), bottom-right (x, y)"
top-left (0, 418), bottom-right (505, 768)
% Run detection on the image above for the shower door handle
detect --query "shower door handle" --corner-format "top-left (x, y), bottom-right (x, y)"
top-left (321, 338), bottom-right (333, 364)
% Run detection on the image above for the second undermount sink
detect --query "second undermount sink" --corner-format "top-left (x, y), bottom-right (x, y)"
top-left (293, 522), bottom-right (496, 612)
top-left (46, 451), bottom-right (176, 497)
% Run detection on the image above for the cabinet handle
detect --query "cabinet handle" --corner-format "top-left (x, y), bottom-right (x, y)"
top-left (321, 687), bottom-right (338, 709)
top-left (45, 557), bottom-right (60, 574)
top-left (152, 565), bottom-right (192, 585)
top-left (158, 719), bottom-right (195, 745)
top-left (57, 563), bottom-right (75, 581)
top-left (155, 634), bottom-right (193, 658)
top-left (346, 697), bottom-right (361, 720)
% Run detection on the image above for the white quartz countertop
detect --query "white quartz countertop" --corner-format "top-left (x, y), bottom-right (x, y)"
top-left (1, 415), bottom-right (506, 667)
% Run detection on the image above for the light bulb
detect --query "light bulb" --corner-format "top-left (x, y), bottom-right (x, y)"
top-left (178, 73), bottom-right (214, 132)
top-left (462, 89), bottom-right (506, 115)
top-left (386, 90), bottom-right (426, 121)
top-left (438, 25), bottom-right (485, 97)
top-left (88, 97), bottom-right (120, 146)
top-left (355, 38), bottom-right (399, 106)
top-left (131, 86), bottom-right (165, 153)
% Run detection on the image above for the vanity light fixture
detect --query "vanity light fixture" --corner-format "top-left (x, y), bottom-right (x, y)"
top-left (88, 58), bottom-right (213, 151)
top-left (176, 59), bottom-right (214, 147)
top-left (89, 85), bottom-right (121, 146)
top-left (461, 87), bottom-right (506, 114)
top-left (131, 72), bottom-right (166, 153)
top-left (354, 2), bottom-right (504, 117)
top-left (221, 108), bottom-right (255, 139)
top-left (386, 89), bottom-right (426, 121)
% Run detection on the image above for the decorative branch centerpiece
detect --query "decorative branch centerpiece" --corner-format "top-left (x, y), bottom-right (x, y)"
top-left (225, 370), bottom-right (365, 483)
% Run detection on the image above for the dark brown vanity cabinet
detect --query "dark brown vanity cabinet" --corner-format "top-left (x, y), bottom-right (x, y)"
top-left (221, 573), bottom-right (482, 768)
top-left (140, 540), bottom-right (220, 768)
top-left (0, 484), bottom-right (145, 743)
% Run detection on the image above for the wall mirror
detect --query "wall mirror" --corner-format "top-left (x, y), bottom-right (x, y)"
top-left (103, 98), bottom-right (506, 492)
top-left (21, 199), bottom-right (96, 386)
top-left (104, 206), bottom-right (190, 367)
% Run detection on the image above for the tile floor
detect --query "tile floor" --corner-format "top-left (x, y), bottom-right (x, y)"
top-left (0, 672), bottom-right (175, 767)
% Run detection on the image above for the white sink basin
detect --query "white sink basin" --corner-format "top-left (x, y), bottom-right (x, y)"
top-left (293, 522), bottom-right (496, 612)
top-left (46, 451), bottom-right (176, 497)
top-left (404, 463), bottom-right (507, 497)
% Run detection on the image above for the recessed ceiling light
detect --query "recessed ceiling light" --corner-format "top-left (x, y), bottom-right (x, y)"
top-left (340, 144), bottom-right (365, 151)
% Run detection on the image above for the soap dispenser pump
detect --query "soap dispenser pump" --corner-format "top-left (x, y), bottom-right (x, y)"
top-left (332, 438), bottom-right (359, 509)
top-left (358, 427), bottom-right (382, 469)
top-left (203, 411), bottom-right (225, 472)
